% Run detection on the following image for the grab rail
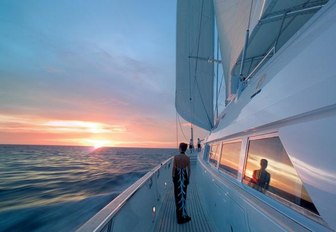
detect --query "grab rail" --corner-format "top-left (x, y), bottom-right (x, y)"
top-left (245, 46), bottom-right (275, 82)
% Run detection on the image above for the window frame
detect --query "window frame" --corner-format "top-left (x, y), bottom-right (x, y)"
top-left (208, 142), bottom-right (221, 169)
top-left (242, 132), bottom-right (321, 218)
top-left (218, 139), bottom-right (242, 178)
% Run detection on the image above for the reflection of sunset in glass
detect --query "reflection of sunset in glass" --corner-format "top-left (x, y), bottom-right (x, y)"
top-left (220, 142), bottom-right (241, 171)
top-left (246, 154), bottom-right (305, 197)
top-left (291, 157), bottom-right (336, 193)
top-left (245, 137), bottom-right (313, 203)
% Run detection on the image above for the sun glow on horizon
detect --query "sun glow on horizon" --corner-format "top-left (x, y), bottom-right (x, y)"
top-left (44, 120), bottom-right (113, 134)
top-left (84, 139), bottom-right (112, 149)
top-left (94, 144), bottom-right (104, 149)
top-left (0, 114), bottom-right (181, 148)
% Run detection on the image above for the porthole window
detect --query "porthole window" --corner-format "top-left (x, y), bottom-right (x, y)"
top-left (243, 136), bottom-right (319, 214)
top-left (219, 141), bottom-right (241, 177)
top-left (209, 143), bottom-right (220, 167)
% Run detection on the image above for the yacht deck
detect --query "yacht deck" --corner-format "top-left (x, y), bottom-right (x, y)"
top-left (154, 160), bottom-right (216, 232)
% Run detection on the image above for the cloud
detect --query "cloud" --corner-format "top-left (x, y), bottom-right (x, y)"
top-left (0, 0), bottom-right (179, 147)
top-left (0, 112), bottom-right (178, 148)
top-left (0, 114), bottom-right (126, 134)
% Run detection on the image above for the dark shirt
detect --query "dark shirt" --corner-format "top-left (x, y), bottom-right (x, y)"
top-left (252, 169), bottom-right (270, 191)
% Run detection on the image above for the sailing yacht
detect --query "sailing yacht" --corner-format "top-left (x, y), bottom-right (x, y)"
top-left (78, 0), bottom-right (336, 231)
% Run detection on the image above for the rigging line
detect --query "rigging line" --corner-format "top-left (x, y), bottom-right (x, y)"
top-left (188, 42), bottom-right (194, 125)
top-left (215, 34), bottom-right (220, 119)
top-left (217, 73), bottom-right (224, 94)
top-left (217, 72), bottom-right (225, 101)
top-left (193, 0), bottom-right (213, 128)
top-left (239, 0), bottom-right (254, 79)
top-left (176, 111), bottom-right (179, 148)
top-left (187, 3), bottom-right (194, 127)
top-left (177, 114), bottom-right (188, 141)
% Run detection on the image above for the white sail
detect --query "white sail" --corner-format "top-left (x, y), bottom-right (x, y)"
top-left (176, 0), bottom-right (214, 131)
top-left (214, 0), bottom-right (265, 101)
top-left (215, 0), bottom-right (327, 102)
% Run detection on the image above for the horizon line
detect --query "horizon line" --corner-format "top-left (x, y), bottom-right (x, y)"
top-left (0, 143), bottom-right (177, 149)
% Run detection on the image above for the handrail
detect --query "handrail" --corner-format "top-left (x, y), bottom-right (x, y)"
top-left (259, 4), bottom-right (325, 24)
top-left (245, 46), bottom-right (275, 81)
top-left (77, 156), bottom-right (173, 232)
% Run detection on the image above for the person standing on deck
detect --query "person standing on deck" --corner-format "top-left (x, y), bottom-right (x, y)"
top-left (172, 142), bottom-right (191, 224)
top-left (189, 138), bottom-right (194, 153)
top-left (197, 138), bottom-right (203, 151)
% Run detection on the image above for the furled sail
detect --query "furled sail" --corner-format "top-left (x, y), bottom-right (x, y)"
top-left (175, 0), bottom-right (215, 131)
top-left (214, 0), bottom-right (265, 101)
top-left (214, 0), bottom-right (328, 101)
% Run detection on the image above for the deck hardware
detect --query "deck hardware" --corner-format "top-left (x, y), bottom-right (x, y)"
top-left (250, 89), bottom-right (261, 99)
top-left (152, 206), bottom-right (156, 222)
top-left (148, 177), bottom-right (153, 189)
top-left (105, 219), bottom-right (113, 232)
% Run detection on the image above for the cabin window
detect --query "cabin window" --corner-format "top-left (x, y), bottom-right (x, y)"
top-left (243, 136), bottom-right (319, 214)
top-left (209, 143), bottom-right (220, 167)
top-left (219, 141), bottom-right (241, 177)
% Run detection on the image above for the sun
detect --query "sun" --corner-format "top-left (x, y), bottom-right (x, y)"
top-left (94, 143), bottom-right (104, 149)
top-left (86, 139), bottom-right (111, 150)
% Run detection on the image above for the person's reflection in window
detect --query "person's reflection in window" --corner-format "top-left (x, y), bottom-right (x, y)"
top-left (250, 159), bottom-right (271, 193)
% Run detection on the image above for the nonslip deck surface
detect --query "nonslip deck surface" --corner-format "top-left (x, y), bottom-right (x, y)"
top-left (154, 172), bottom-right (216, 232)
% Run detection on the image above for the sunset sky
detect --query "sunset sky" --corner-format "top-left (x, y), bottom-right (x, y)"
top-left (0, 0), bottom-right (207, 148)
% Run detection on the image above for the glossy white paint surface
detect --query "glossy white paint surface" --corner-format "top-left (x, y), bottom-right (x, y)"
top-left (279, 115), bottom-right (336, 230)
top-left (209, 0), bottom-right (336, 141)
top-left (206, 1), bottom-right (336, 231)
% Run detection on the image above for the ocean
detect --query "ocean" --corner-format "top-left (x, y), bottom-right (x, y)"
top-left (0, 145), bottom-right (176, 232)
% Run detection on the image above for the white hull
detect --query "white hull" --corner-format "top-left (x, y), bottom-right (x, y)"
top-left (197, 153), bottom-right (331, 231)
top-left (204, 1), bottom-right (336, 230)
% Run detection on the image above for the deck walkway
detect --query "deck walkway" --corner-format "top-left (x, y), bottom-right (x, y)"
top-left (154, 161), bottom-right (216, 232)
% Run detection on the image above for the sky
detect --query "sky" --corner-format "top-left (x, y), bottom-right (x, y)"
top-left (0, 0), bottom-right (207, 148)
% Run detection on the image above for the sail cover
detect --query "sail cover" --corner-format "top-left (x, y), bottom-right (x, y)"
top-left (214, 0), bottom-right (265, 101)
top-left (176, 0), bottom-right (215, 131)
top-left (214, 0), bottom-right (326, 101)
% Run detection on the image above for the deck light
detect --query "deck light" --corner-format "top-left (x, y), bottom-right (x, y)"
top-left (152, 206), bottom-right (156, 222)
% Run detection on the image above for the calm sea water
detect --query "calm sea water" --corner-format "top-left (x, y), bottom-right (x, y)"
top-left (0, 145), bottom-right (176, 232)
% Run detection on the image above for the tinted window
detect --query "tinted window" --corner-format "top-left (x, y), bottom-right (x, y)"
top-left (219, 141), bottom-right (241, 177)
top-left (243, 136), bottom-right (318, 214)
top-left (209, 143), bottom-right (220, 167)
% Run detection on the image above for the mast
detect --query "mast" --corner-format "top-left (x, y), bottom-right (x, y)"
top-left (215, 35), bottom-right (219, 119)
top-left (190, 124), bottom-right (194, 149)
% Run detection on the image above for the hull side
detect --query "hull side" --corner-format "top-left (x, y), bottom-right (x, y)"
top-left (203, 1), bottom-right (336, 231)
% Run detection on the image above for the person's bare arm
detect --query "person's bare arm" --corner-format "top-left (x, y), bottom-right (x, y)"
top-left (172, 157), bottom-right (176, 178)
top-left (187, 158), bottom-right (191, 182)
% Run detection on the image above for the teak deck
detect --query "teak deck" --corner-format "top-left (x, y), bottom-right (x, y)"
top-left (154, 162), bottom-right (216, 232)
